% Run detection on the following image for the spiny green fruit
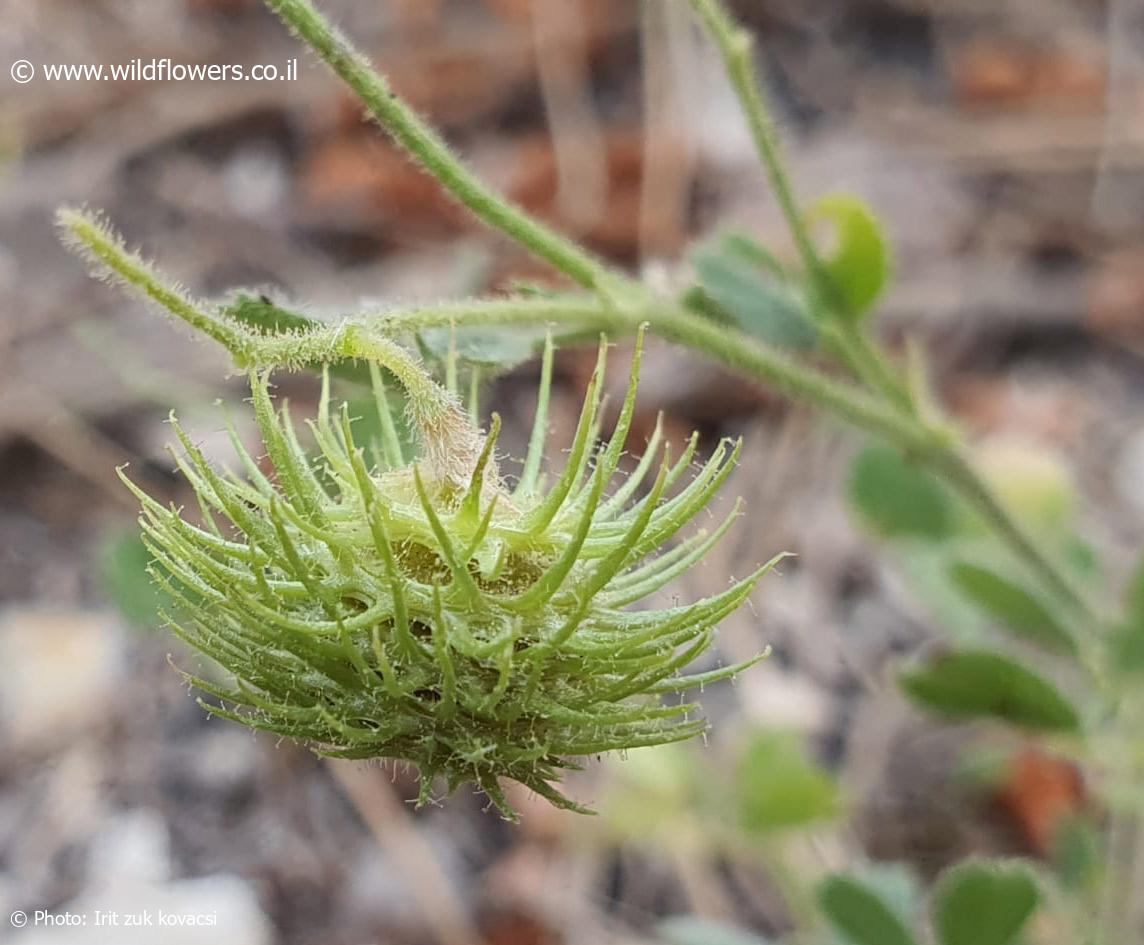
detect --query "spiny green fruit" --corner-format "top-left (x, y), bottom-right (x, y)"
top-left (123, 331), bottom-right (776, 817)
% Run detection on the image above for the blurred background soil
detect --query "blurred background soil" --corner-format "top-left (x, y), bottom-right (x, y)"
top-left (2, 1), bottom-right (1144, 943)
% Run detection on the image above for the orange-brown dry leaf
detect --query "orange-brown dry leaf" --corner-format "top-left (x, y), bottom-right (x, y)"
top-left (996, 747), bottom-right (1085, 855)
top-left (506, 130), bottom-right (689, 261)
top-left (385, 39), bottom-right (532, 126)
top-left (950, 39), bottom-right (1104, 109)
top-left (1089, 248), bottom-right (1144, 348)
top-left (391, 0), bottom-right (445, 33)
top-left (300, 137), bottom-right (466, 232)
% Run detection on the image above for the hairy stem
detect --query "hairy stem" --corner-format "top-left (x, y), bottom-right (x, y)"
top-left (684, 0), bottom-right (1101, 621)
top-left (371, 297), bottom-right (939, 452)
top-left (58, 208), bottom-right (480, 482)
top-left (58, 207), bottom-right (245, 353)
top-left (687, 0), bottom-right (821, 294)
top-left (262, 0), bottom-right (617, 293)
top-left (688, 0), bottom-right (914, 411)
top-left (59, 201), bottom-right (1095, 622)
top-left (936, 451), bottom-right (1097, 620)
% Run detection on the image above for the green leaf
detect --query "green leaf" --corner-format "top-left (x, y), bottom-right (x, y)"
top-left (846, 864), bottom-right (922, 925)
top-left (949, 562), bottom-right (1077, 655)
top-left (900, 648), bottom-right (1080, 732)
top-left (417, 324), bottom-right (546, 372)
top-left (1127, 550), bottom-right (1144, 620)
top-left (850, 444), bottom-right (955, 540)
top-left (1111, 551), bottom-right (1144, 675)
top-left (809, 194), bottom-right (891, 320)
top-left (658, 917), bottom-right (773, 945)
top-left (737, 730), bottom-right (839, 833)
top-left (601, 744), bottom-right (705, 842)
top-left (223, 293), bottom-right (372, 385)
top-left (1107, 549), bottom-right (1144, 672)
top-left (1063, 538), bottom-right (1100, 581)
top-left (1110, 620), bottom-right (1144, 677)
top-left (817, 874), bottom-right (919, 945)
top-left (692, 233), bottom-right (818, 351)
top-left (719, 232), bottom-right (786, 276)
top-left (1052, 816), bottom-right (1102, 892)
top-left (99, 530), bottom-right (177, 630)
top-left (933, 859), bottom-right (1039, 945)
top-left (225, 292), bottom-right (318, 334)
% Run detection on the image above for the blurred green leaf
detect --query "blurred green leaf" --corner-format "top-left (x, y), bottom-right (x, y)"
top-left (738, 730), bottom-right (839, 833)
top-left (1127, 551), bottom-right (1144, 620)
top-left (1110, 551), bottom-right (1144, 676)
top-left (1109, 620), bottom-right (1144, 677)
top-left (850, 444), bottom-right (955, 540)
top-left (99, 530), bottom-right (177, 630)
top-left (809, 194), bottom-right (891, 320)
top-left (949, 562), bottom-right (1077, 655)
top-left (900, 648), bottom-right (1080, 732)
top-left (720, 232), bottom-right (786, 276)
top-left (844, 863), bottom-right (922, 926)
top-left (417, 324), bottom-right (547, 373)
top-left (1063, 538), bottom-right (1100, 581)
top-left (659, 917), bottom-right (773, 945)
top-left (817, 874), bottom-right (919, 945)
top-left (1052, 816), bottom-right (1102, 892)
top-left (692, 234), bottom-right (818, 351)
top-left (932, 859), bottom-right (1039, 945)
top-left (974, 440), bottom-right (1077, 535)
top-left (600, 744), bottom-right (705, 842)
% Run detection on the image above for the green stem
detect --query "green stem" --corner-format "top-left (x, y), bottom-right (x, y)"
top-left (366, 297), bottom-right (939, 454)
top-left (688, 0), bottom-right (915, 411)
top-left (832, 322), bottom-right (915, 414)
top-left (680, 1), bottom-right (1106, 620)
top-left (60, 200), bottom-right (1094, 623)
top-left (935, 450), bottom-right (1097, 620)
top-left (262, 0), bottom-right (616, 293)
top-left (591, 304), bottom-right (932, 448)
top-left (59, 207), bottom-right (480, 482)
top-left (688, 0), bottom-right (817, 283)
top-left (57, 208), bottom-right (244, 353)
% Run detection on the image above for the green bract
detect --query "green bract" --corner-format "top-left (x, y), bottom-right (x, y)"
top-left (123, 331), bottom-right (775, 817)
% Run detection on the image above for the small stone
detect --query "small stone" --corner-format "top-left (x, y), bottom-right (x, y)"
top-left (0, 608), bottom-right (124, 753)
